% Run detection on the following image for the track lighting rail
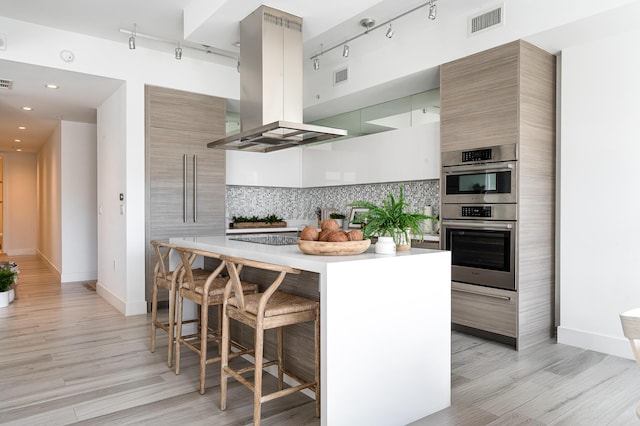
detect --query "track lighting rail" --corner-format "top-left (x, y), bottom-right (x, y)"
top-left (309, 0), bottom-right (437, 62)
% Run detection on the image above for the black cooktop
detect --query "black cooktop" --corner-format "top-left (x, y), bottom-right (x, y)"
top-left (228, 234), bottom-right (298, 246)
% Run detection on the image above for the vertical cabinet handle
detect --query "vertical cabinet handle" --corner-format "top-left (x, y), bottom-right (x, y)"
top-left (183, 154), bottom-right (187, 223)
top-left (193, 155), bottom-right (197, 223)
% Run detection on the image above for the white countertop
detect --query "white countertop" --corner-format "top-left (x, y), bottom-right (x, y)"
top-left (170, 235), bottom-right (440, 274)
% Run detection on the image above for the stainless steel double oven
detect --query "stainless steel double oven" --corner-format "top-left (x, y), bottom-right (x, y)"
top-left (441, 144), bottom-right (518, 291)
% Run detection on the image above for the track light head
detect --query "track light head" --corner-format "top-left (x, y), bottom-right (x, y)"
top-left (129, 23), bottom-right (136, 49)
top-left (428, 3), bottom-right (437, 20)
top-left (386, 24), bottom-right (394, 39)
top-left (175, 46), bottom-right (182, 60)
top-left (342, 44), bottom-right (350, 58)
top-left (313, 57), bottom-right (320, 70)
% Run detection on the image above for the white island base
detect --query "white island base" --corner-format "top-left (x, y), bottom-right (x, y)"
top-left (170, 236), bottom-right (451, 425)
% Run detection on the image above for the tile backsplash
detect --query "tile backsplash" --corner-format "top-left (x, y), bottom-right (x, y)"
top-left (226, 180), bottom-right (440, 224)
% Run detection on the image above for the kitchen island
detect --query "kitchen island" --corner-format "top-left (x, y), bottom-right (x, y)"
top-left (170, 235), bottom-right (451, 426)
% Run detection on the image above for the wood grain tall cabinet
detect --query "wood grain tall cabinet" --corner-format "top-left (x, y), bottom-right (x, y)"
top-left (145, 85), bottom-right (226, 308)
top-left (440, 40), bottom-right (556, 350)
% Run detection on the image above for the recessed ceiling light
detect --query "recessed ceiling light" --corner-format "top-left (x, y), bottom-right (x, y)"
top-left (16, 148), bottom-right (22, 152)
top-left (14, 139), bottom-right (21, 142)
top-left (45, 84), bottom-right (59, 89)
top-left (21, 106), bottom-right (33, 111)
top-left (18, 126), bottom-right (26, 130)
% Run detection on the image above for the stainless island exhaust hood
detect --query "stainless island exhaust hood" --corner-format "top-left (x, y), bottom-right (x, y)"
top-left (207, 5), bottom-right (347, 153)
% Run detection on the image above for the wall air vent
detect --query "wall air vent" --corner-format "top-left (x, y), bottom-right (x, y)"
top-left (334, 67), bottom-right (349, 86)
top-left (469, 4), bottom-right (504, 36)
top-left (0, 78), bottom-right (13, 90)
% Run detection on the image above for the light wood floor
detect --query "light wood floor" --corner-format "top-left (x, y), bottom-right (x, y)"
top-left (2, 255), bottom-right (639, 425)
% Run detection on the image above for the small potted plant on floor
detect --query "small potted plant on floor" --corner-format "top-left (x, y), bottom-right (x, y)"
top-left (0, 263), bottom-right (17, 308)
top-left (349, 185), bottom-right (439, 251)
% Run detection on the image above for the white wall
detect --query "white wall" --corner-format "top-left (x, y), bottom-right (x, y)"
top-left (61, 121), bottom-right (97, 282)
top-left (1, 152), bottom-right (37, 255)
top-left (37, 125), bottom-right (62, 273)
top-left (96, 84), bottom-right (131, 315)
top-left (558, 28), bottom-right (640, 359)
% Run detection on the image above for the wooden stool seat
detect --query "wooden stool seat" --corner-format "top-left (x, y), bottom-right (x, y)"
top-left (220, 255), bottom-right (320, 425)
top-left (174, 247), bottom-right (258, 395)
top-left (228, 291), bottom-right (318, 317)
top-left (187, 276), bottom-right (228, 296)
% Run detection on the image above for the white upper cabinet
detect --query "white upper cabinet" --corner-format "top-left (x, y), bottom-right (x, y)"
top-left (225, 122), bottom-right (439, 187)
top-left (226, 148), bottom-right (302, 187)
top-left (302, 123), bottom-right (440, 187)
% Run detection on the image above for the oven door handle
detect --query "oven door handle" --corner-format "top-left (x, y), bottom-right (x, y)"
top-left (443, 162), bottom-right (515, 174)
top-left (441, 220), bottom-right (514, 230)
top-left (452, 287), bottom-right (512, 301)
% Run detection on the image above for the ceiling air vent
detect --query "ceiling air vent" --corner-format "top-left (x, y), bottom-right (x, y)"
top-left (334, 67), bottom-right (348, 86)
top-left (469, 4), bottom-right (504, 36)
top-left (0, 78), bottom-right (13, 90)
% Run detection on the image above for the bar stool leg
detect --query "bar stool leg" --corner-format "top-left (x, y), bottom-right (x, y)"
top-left (175, 290), bottom-right (184, 375)
top-left (254, 322), bottom-right (265, 426)
top-left (167, 285), bottom-right (176, 368)
top-left (199, 297), bottom-right (209, 395)
top-left (277, 327), bottom-right (284, 390)
top-left (150, 282), bottom-right (158, 353)
top-left (220, 302), bottom-right (230, 411)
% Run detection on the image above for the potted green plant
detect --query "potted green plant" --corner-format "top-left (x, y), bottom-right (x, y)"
top-left (0, 263), bottom-right (17, 308)
top-left (349, 185), bottom-right (439, 251)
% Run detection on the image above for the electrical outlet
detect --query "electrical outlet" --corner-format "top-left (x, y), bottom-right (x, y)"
top-left (0, 33), bottom-right (6, 51)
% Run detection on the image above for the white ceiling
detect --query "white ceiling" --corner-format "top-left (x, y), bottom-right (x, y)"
top-left (1, 0), bottom-right (639, 153)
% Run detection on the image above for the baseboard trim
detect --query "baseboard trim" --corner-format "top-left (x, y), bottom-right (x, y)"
top-left (35, 250), bottom-right (61, 281)
top-left (557, 326), bottom-right (633, 360)
top-left (96, 281), bottom-right (126, 315)
top-left (62, 271), bottom-right (97, 283)
top-left (96, 281), bottom-right (146, 317)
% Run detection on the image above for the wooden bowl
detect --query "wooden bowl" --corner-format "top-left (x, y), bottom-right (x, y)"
top-left (296, 239), bottom-right (371, 256)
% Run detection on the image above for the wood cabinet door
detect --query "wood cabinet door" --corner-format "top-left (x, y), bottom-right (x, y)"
top-left (149, 127), bottom-right (193, 235)
top-left (440, 41), bottom-right (520, 152)
top-left (146, 85), bottom-right (226, 134)
top-left (187, 131), bottom-right (225, 235)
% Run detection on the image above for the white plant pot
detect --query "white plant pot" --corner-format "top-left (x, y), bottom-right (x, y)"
top-left (0, 291), bottom-right (9, 308)
top-left (9, 288), bottom-right (15, 303)
top-left (375, 236), bottom-right (396, 255)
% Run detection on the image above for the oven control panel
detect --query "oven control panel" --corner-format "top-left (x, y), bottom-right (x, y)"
top-left (461, 148), bottom-right (492, 163)
top-left (441, 204), bottom-right (517, 221)
top-left (461, 206), bottom-right (493, 218)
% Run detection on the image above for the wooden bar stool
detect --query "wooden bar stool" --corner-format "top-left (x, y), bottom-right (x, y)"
top-left (174, 247), bottom-right (258, 395)
top-left (150, 240), bottom-right (210, 367)
top-left (220, 255), bottom-right (320, 425)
